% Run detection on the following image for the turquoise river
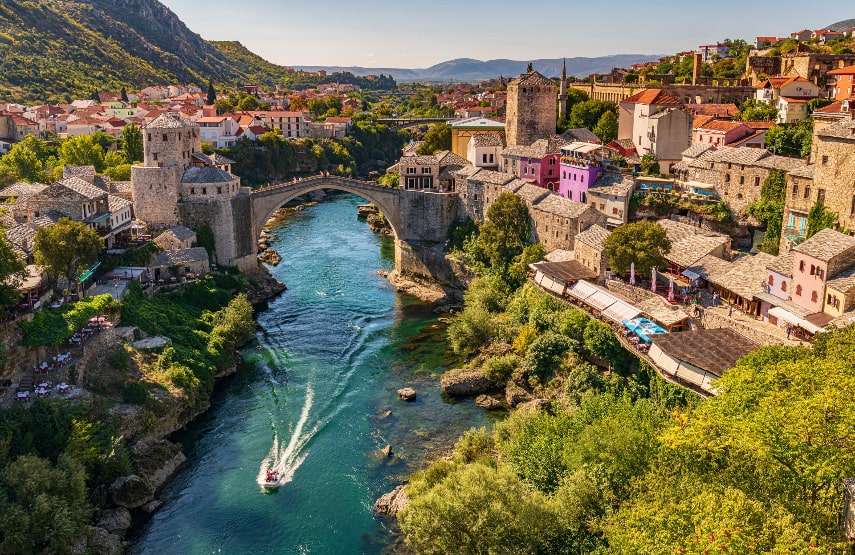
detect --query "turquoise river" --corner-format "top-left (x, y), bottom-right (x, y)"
top-left (132, 193), bottom-right (494, 554)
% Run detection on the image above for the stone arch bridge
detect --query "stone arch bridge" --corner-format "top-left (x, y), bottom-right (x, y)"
top-left (245, 176), bottom-right (458, 281)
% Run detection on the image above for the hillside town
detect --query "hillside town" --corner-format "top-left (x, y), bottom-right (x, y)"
top-left (4, 13), bottom-right (855, 553)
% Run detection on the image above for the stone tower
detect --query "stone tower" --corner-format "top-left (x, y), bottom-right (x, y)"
top-left (505, 69), bottom-right (557, 147)
top-left (558, 58), bottom-right (568, 121)
top-left (132, 113), bottom-right (201, 227)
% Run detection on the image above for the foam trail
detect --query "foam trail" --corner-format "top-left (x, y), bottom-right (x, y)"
top-left (258, 384), bottom-right (314, 488)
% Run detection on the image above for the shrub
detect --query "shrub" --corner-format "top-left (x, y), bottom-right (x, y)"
top-left (482, 353), bottom-right (521, 382)
top-left (524, 332), bottom-right (574, 385)
top-left (122, 381), bottom-right (149, 405)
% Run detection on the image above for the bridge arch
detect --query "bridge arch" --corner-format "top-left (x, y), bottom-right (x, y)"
top-left (249, 176), bottom-right (404, 243)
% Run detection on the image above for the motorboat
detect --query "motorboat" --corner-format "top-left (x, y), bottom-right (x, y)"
top-left (264, 468), bottom-right (283, 487)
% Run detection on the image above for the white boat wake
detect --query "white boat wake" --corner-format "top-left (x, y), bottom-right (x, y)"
top-left (257, 384), bottom-right (315, 489)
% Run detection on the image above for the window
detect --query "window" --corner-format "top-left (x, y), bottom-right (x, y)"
top-left (811, 290), bottom-right (818, 302)
top-left (483, 154), bottom-right (488, 163)
top-left (851, 195), bottom-right (855, 216)
top-left (754, 176), bottom-right (760, 187)
top-left (147, 134), bottom-right (151, 142)
top-left (817, 189), bottom-right (826, 203)
top-left (799, 260), bottom-right (805, 272)
top-left (725, 174), bottom-right (731, 183)
top-left (406, 167), bottom-right (416, 174)
top-left (217, 187), bottom-right (222, 194)
top-left (162, 134), bottom-right (168, 141)
top-left (153, 153), bottom-right (158, 161)
top-left (792, 185), bottom-right (799, 197)
top-left (422, 167), bottom-right (431, 174)
top-left (768, 275), bottom-right (774, 286)
top-left (822, 155), bottom-right (829, 165)
top-left (489, 154), bottom-right (494, 163)
top-left (612, 207), bottom-right (619, 215)
top-left (190, 188), bottom-right (195, 194)
top-left (796, 284), bottom-right (802, 296)
top-left (781, 281), bottom-right (787, 292)
top-left (804, 186), bottom-right (810, 199)
top-left (562, 171), bottom-right (566, 179)
top-left (739, 176), bottom-right (745, 185)
top-left (202, 188), bottom-right (207, 194)
top-left (828, 294), bottom-right (834, 304)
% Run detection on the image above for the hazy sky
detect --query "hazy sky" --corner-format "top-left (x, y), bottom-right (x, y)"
top-left (159, 0), bottom-right (854, 68)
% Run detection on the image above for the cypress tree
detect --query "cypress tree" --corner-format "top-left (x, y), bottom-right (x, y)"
top-left (207, 78), bottom-right (216, 105)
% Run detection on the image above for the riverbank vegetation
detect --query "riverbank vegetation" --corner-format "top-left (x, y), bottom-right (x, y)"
top-left (407, 196), bottom-right (855, 553)
top-left (3, 277), bottom-right (255, 553)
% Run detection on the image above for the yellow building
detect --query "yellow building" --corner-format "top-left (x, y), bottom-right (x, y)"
top-left (449, 117), bottom-right (505, 158)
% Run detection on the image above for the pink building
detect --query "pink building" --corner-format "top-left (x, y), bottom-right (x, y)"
top-left (790, 228), bottom-right (855, 314)
top-left (499, 137), bottom-right (564, 190)
top-left (558, 142), bottom-right (608, 202)
top-left (693, 118), bottom-right (763, 148)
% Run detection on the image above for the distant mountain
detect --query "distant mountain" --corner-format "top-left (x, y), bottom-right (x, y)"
top-left (296, 55), bottom-right (663, 83)
top-left (0, 0), bottom-right (293, 102)
top-left (826, 19), bottom-right (855, 32)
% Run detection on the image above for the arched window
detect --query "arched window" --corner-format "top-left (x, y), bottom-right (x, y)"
top-left (768, 275), bottom-right (774, 286)
top-left (811, 290), bottom-right (818, 302)
top-left (796, 284), bottom-right (802, 296)
top-left (781, 281), bottom-right (787, 292)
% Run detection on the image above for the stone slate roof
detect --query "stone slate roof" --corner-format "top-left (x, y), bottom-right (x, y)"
top-left (5, 224), bottom-right (36, 254)
top-left (471, 133), bottom-right (504, 147)
top-left (31, 213), bottom-right (61, 227)
top-left (503, 178), bottom-right (530, 193)
top-left (652, 328), bottom-right (758, 378)
top-left (192, 152), bottom-right (236, 165)
top-left (827, 265), bottom-right (855, 293)
top-left (704, 146), bottom-right (769, 165)
top-left (510, 71), bottom-right (554, 87)
top-left (107, 194), bottom-right (133, 212)
top-left (635, 295), bottom-right (690, 326)
top-left (181, 166), bottom-right (235, 184)
top-left (402, 141), bottom-right (423, 155)
top-left (658, 218), bottom-right (726, 243)
top-left (768, 251), bottom-right (796, 277)
top-left (560, 128), bottom-right (600, 144)
top-left (167, 225), bottom-right (196, 241)
top-left (152, 247), bottom-right (209, 267)
top-left (435, 151), bottom-right (469, 167)
top-left (788, 165), bottom-right (814, 179)
top-left (533, 193), bottom-right (590, 219)
top-left (144, 113), bottom-right (194, 129)
top-left (711, 252), bottom-right (777, 300)
top-left (516, 184), bottom-right (550, 205)
top-left (755, 154), bottom-right (807, 171)
top-left (589, 173), bottom-right (635, 196)
top-left (682, 143), bottom-right (717, 159)
top-left (816, 119), bottom-right (855, 140)
top-left (109, 181), bottom-right (133, 195)
top-left (57, 177), bottom-right (107, 200)
top-left (0, 182), bottom-right (47, 200)
top-left (469, 169), bottom-right (514, 186)
top-left (668, 234), bottom-right (730, 268)
top-left (686, 253), bottom-right (734, 282)
top-left (399, 155), bottom-right (437, 165)
top-left (62, 165), bottom-right (96, 180)
top-left (575, 224), bottom-right (610, 250)
top-left (793, 228), bottom-right (855, 262)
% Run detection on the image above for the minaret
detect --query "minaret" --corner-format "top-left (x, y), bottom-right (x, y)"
top-left (558, 58), bottom-right (568, 120)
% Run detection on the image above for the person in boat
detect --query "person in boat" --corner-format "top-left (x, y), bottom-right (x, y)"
top-left (266, 468), bottom-right (279, 482)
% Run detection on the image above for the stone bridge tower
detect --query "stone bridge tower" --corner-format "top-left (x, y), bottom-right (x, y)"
top-left (131, 113), bottom-right (200, 227)
top-left (506, 69), bottom-right (557, 146)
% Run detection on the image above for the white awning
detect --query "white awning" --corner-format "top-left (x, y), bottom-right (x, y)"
top-left (586, 290), bottom-right (616, 311)
top-left (682, 269), bottom-right (701, 281)
top-left (567, 280), bottom-right (598, 301)
top-left (602, 300), bottom-right (642, 324)
top-left (768, 307), bottom-right (827, 334)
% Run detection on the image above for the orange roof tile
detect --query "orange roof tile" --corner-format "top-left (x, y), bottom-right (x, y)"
top-left (695, 120), bottom-right (749, 132)
top-left (828, 65), bottom-right (855, 75)
top-left (620, 89), bottom-right (682, 106)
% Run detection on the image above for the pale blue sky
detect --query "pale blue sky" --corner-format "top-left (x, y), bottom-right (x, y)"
top-left (159, 0), bottom-right (855, 68)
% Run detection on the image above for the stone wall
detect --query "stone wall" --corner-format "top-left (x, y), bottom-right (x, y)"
top-left (142, 124), bottom-right (200, 170)
top-left (572, 83), bottom-right (755, 105)
top-left (395, 240), bottom-right (458, 286)
top-left (812, 135), bottom-right (855, 232)
top-left (397, 190), bottom-right (457, 243)
top-left (179, 197), bottom-right (240, 267)
top-left (506, 81), bottom-right (556, 146)
top-left (701, 309), bottom-right (783, 347)
top-left (131, 165), bottom-right (181, 227)
top-left (529, 205), bottom-right (606, 252)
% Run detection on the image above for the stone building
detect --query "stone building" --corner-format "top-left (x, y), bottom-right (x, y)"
top-left (154, 225), bottom-right (197, 251)
top-left (673, 145), bottom-right (807, 217)
top-left (394, 151), bottom-right (468, 192)
top-left (809, 119), bottom-right (855, 234)
top-left (780, 52), bottom-right (855, 87)
top-left (150, 247), bottom-right (210, 280)
top-left (781, 165), bottom-right (815, 250)
top-left (573, 224), bottom-right (610, 277)
top-left (505, 70), bottom-right (556, 147)
top-left (586, 173), bottom-right (635, 228)
top-left (131, 113), bottom-right (256, 270)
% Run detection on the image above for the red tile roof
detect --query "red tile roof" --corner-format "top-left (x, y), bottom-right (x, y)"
top-left (620, 89), bottom-right (682, 106)
top-left (828, 65), bottom-right (855, 75)
top-left (695, 120), bottom-right (749, 132)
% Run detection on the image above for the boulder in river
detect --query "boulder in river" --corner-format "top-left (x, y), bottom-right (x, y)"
top-left (380, 444), bottom-right (393, 458)
top-left (96, 507), bottom-right (132, 533)
top-left (397, 387), bottom-right (417, 401)
top-left (109, 474), bottom-right (154, 509)
top-left (375, 485), bottom-right (409, 517)
top-left (505, 382), bottom-right (532, 408)
top-left (71, 527), bottom-right (123, 555)
top-left (475, 394), bottom-right (502, 410)
top-left (440, 368), bottom-right (499, 397)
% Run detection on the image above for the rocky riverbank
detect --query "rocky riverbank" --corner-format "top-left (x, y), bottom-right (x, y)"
top-left (380, 269), bottom-right (463, 313)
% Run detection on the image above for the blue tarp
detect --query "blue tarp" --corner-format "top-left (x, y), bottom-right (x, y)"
top-left (622, 317), bottom-right (667, 343)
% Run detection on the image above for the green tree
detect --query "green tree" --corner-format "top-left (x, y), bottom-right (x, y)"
top-left (739, 99), bottom-right (778, 121)
top-left (639, 153), bottom-right (660, 175)
top-left (119, 122), bottom-right (143, 164)
top-left (33, 218), bottom-right (102, 291)
top-left (0, 225), bottom-right (26, 309)
top-left (592, 110), bottom-right (618, 144)
top-left (568, 99), bottom-right (617, 130)
top-left (524, 331), bottom-right (573, 384)
top-left (0, 136), bottom-right (48, 183)
top-left (447, 306), bottom-right (494, 358)
top-left (214, 98), bottom-right (234, 116)
top-left (766, 120), bottom-right (813, 158)
top-left (479, 192), bottom-right (531, 266)
top-left (206, 78), bottom-right (216, 105)
top-left (399, 463), bottom-right (557, 555)
top-left (806, 200), bottom-right (837, 238)
top-left (59, 134), bottom-right (105, 172)
top-left (604, 220), bottom-right (671, 275)
top-left (747, 169), bottom-right (786, 254)
top-left (0, 454), bottom-right (90, 554)
top-left (237, 95), bottom-right (259, 111)
top-left (307, 97), bottom-right (328, 118)
top-left (583, 319), bottom-right (631, 374)
top-left (416, 123), bottom-right (452, 155)
top-left (120, 86), bottom-right (128, 102)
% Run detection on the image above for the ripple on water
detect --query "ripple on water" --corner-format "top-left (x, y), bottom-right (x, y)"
top-left (132, 194), bottom-right (496, 555)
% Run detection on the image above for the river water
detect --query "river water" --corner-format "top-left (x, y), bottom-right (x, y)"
top-left (132, 193), bottom-right (493, 554)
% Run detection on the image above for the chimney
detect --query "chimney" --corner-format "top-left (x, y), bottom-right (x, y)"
top-left (692, 53), bottom-right (703, 86)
